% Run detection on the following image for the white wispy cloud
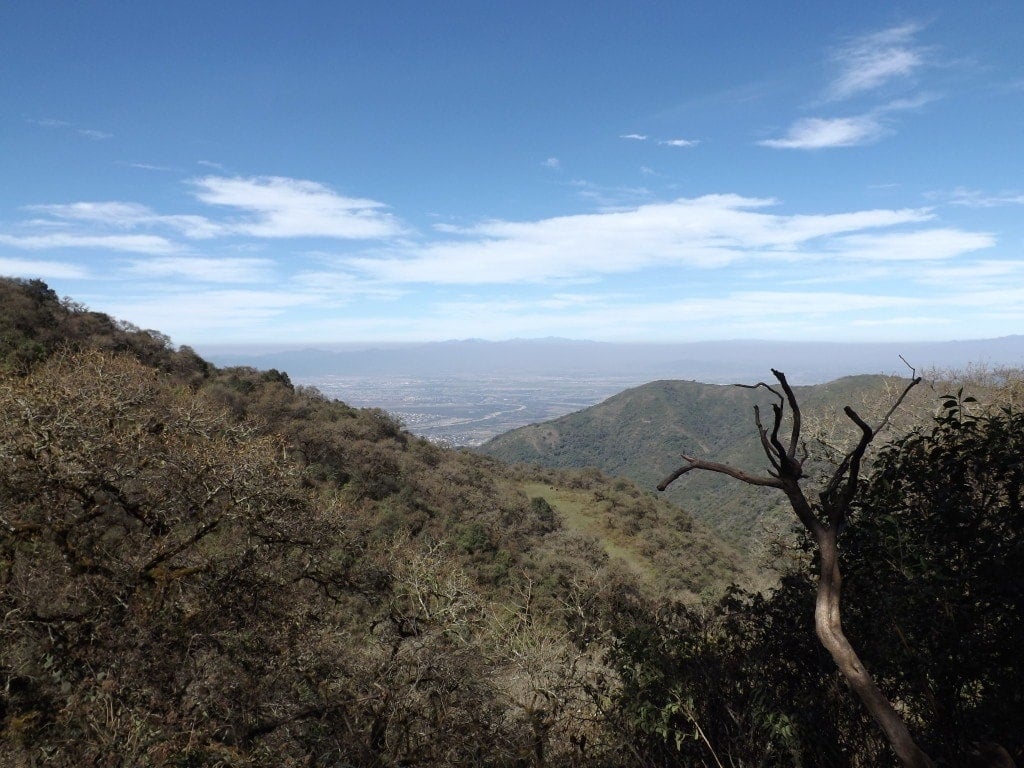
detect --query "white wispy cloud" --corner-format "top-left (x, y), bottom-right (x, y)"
top-left (99, 278), bottom-right (1024, 344)
top-left (0, 257), bottom-right (89, 279)
top-left (759, 116), bottom-right (884, 149)
top-left (191, 176), bottom-right (404, 239)
top-left (0, 176), bottom-right (405, 278)
top-left (289, 268), bottom-right (406, 300)
top-left (943, 188), bottom-right (1024, 207)
top-left (412, 289), bottom-right (926, 341)
top-left (103, 289), bottom-right (318, 337)
top-left (761, 23), bottom-right (934, 151)
top-left (879, 93), bottom-right (937, 112)
top-left (620, 133), bottom-right (648, 141)
top-left (827, 228), bottom-right (994, 261)
top-left (78, 128), bottom-right (113, 140)
top-left (542, 157), bottom-right (561, 169)
top-left (27, 202), bottom-right (225, 239)
top-left (416, 283), bottom-right (1024, 342)
top-left (828, 23), bottom-right (925, 100)
top-left (761, 93), bottom-right (935, 150)
top-left (30, 118), bottom-right (72, 129)
top-left (915, 259), bottom-right (1024, 290)
top-left (344, 195), bottom-right (940, 284)
top-left (0, 232), bottom-right (179, 255)
top-left (124, 162), bottom-right (177, 172)
top-left (660, 138), bottom-right (699, 147)
top-left (28, 117), bottom-right (113, 140)
top-left (125, 256), bottom-right (275, 283)
top-left (570, 179), bottom-right (655, 208)
top-left (4, 164), bottom-right (1004, 345)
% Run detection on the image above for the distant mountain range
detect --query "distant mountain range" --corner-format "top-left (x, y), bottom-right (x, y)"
top-left (199, 336), bottom-right (1024, 383)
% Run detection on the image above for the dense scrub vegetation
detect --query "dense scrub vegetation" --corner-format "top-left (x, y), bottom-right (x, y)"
top-left (0, 278), bottom-right (739, 765)
top-left (601, 396), bottom-right (1023, 766)
top-left (1, 277), bottom-right (1020, 766)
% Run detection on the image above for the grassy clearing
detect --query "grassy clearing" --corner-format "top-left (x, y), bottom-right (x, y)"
top-left (519, 481), bottom-right (657, 582)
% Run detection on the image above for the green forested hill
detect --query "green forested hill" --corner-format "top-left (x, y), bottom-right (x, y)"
top-left (478, 375), bottom-right (912, 546)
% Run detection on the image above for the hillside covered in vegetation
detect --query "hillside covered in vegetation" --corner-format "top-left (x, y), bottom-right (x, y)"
top-left (478, 374), bottom-right (960, 549)
top-left (2, 277), bottom-right (1021, 766)
top-left (0, 277), bottom-right (747, 765)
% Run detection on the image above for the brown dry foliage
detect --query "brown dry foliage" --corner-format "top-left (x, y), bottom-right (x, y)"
top-left (0, 350), bottom-right (624, 766)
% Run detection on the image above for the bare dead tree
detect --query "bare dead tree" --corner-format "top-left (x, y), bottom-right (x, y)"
top-left (658, 368), bottom-right (934, 768)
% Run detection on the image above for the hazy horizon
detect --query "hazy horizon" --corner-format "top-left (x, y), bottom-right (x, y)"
top-left (199, 335), bottom-right (1024, 383)
top-left (195, 332), bottom-right (1024, 355)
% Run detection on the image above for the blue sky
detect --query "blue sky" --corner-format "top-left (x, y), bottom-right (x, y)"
top-left (2, 2), bottom-right (1023, 346)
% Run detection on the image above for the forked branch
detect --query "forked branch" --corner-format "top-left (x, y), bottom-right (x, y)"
top-left (657, 367), bottom-right (932, 768)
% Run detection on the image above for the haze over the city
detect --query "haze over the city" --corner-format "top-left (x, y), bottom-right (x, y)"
top-left (2, 2), bottom-right (1023, 346)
